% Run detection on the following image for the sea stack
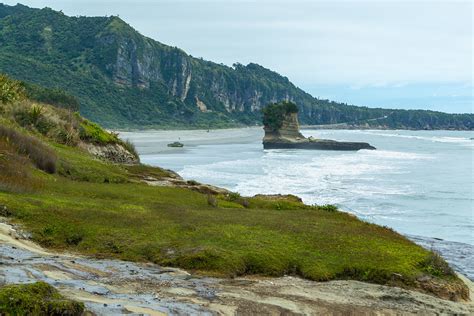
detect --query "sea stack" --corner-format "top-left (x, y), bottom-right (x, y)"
top-left (262, 102), bottom-right (375, 150)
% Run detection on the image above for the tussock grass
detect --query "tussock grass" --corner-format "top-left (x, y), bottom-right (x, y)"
top-left (0, 137), bottom-right (41, 193)
top-left (4, 99), bottom-right (81, 146)
top-left (0, 125), bottom-right (57, 173)
top-left (121, 138), bottom-right (139, 159)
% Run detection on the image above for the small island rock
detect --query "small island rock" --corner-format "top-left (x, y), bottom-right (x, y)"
top-left (262, 102), bottom-right (375, 151)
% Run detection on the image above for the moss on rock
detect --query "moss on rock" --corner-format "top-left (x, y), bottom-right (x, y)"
top-left (0, 282), bottom-right (84, 315)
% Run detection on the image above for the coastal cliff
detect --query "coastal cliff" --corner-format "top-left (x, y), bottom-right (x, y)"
top-left (0, 4), bottom-right (473, 129)
top-left (263, 102), bottom-right (376, 150)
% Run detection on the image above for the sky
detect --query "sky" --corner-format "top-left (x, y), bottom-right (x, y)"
top-left (3, 0), bottom-right (473, 113)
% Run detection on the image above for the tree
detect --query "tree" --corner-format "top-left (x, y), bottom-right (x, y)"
top-left (262, 101), bottom-right (298, 130)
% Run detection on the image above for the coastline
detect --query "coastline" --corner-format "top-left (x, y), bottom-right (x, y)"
top-left (300, 125), bottom-right (474, 131)
top-left (123, 128), bottom-right (474, 280)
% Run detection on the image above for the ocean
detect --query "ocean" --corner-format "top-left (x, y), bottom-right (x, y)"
top-left (120, 128), bottom-right (474, 279)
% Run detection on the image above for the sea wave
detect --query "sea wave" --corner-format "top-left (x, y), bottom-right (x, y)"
top-left (355, 131), bottom-right (473, 144)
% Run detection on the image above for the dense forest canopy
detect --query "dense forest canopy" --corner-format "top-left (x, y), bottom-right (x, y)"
top-left (0, 3), bottom-right (472, 130)
top-left (262, 102), bottom-right (299, 131)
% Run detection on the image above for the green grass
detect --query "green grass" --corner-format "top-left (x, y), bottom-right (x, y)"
top-left (0, 282), bottom-right (84, 315)
top-left (55, 143), bottom-right (128, 183)
top-left (0, 141), bottom-right (437, 283)
top-left (79, 119), bottom-right (118, 144)
top-left (0, 120), bottom-right (466, 298)
top-left (2, 178), bottom-right (431, 282)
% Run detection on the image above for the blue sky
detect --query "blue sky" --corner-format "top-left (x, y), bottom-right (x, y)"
top-left (4, 0), bottom-right (473, 113)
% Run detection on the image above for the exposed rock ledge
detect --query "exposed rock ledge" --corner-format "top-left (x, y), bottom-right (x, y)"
top-left (79, 142), bottom-right (139, 164)
top-left (1, 220), bottom-right (473, 315)
top-left (143, 174), bottom-right (231, 196)
top-left (263, 103), bottom-right (375, 151)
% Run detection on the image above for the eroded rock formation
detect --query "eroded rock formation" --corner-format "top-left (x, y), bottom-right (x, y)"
top-left (263, 102), bottom-right (376, 151)
top-left (80, 142), bottom-right (139, 164)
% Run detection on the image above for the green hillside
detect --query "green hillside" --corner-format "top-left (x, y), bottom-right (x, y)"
top-left (0, 3), bottom-right (472, 129)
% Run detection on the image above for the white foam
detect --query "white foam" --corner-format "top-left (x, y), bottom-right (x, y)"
top-left (354, 131), bottom-right (473, 144)
top-left (179, 148), bottom-right (421, 212)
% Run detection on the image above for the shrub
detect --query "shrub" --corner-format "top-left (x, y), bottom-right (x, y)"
top-left (240, 198), bottom-right (250, 208)
top-left (227, 192), bottom-right (242, 202)
top-left (29, 104), bottom-right (44, 124)
top-left (65, 233), bottom-right (84, 246)
top-left (0, 74), bottom-right (25, 104)
top-left (226, 192), bottom-right (250, 208)
top-left (120, 138), bottom-right (139, 160)
top-left (262, 101), bottom-right (299, 131)
top-left (420, 251), bottom-right (455, 277)
top-left (13, 103), bottom-right (53, 135)
top-left (53, 125), bottom-right (79, 146)
top-left (0, 126), bottom-right (57, 174)
top-left (207, 194), bottom-right (218, 207)
top-left (319, 204), bottom-right (338, 212)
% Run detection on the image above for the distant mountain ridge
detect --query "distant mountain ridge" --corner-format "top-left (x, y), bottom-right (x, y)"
top-left (0, 3), bottom-right (472, 129)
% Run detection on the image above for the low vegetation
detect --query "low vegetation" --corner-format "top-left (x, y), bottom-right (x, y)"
top-left (0, 128), bottom-right (41, 193)
top-left (262, 101), bottom-right (299, 131)
top-left (0, 74), bottom-right (138, 164)
top-left (0, 125), bottom-right (57, 174)
top-left (0, 282), bottom-right (84, 315)
top-left (0, 131), bottom-right (465, 297)
top-left (0, 73), bottom-right (25, 104)
top-left (24, 82), bottom-right (80, 111)
top-left (0, 76), bottom-right (468, 300)
top-left (78, 119), bottom-right (118, 144)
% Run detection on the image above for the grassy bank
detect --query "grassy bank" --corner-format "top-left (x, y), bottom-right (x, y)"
top-left (0, 132), bottom-right (462, 292)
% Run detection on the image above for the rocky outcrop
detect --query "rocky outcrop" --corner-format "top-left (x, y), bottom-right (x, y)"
top-left (101, 26), bottom-right (299, 116)
top-left (253, 194), bottom-right (303, 203)
top-left (80, 142), bottom-right (139, 164)
top-left (144, 175), bottom-right (230, 195)
top-left (263, 107), bottom-right (376, 151)
top-left (0, 220), bottom-right (473, 315)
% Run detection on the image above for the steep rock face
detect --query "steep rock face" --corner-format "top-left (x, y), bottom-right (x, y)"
top-left (263, 112), bottom-right (305, 143)
top-left (101, 31), bottom-right (298, 114)
top-left (0, 4), bottom-right (472, 129)
top-left (89, 18), bottom-right (303, 116)
top-left (80, 142), bottom-right (139, 164)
